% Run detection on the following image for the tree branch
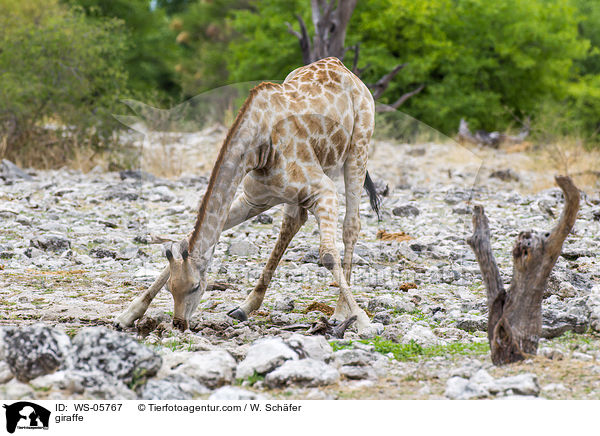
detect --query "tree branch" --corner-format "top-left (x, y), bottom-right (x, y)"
top-left (468, 176), bottom-right (581, 365)
top-left (375, 84), bottom-right (425, 112)
top-left (541, 175), bottom-right (580, 277)
top-left (467, 205), bottom-right (506, 344)
top-left (390, 84), bottom-right (424, 108)
top-left (356, 63), bottom-right (371, 76)
top-left (287, 14), bottom-right (313, 65)
top-left (367, 64), bottom-right (407, 99)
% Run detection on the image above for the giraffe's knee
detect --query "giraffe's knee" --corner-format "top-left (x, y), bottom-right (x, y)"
top-left (320, 251), bottom-right (335, 270)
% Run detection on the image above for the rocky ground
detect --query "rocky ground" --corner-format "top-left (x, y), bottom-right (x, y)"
top-left (0, 131), bottom-right (599, 400)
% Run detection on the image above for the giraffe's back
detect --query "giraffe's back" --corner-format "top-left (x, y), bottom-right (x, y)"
top-left (257, 58), bottom-right (374, 173)
top-left (243, 58), bottom-right (374, 205)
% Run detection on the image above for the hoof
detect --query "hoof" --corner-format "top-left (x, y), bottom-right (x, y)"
top-left (227, 307), bottom-right (248, 322)
top-left (113, 314), bottom-right (133, 330)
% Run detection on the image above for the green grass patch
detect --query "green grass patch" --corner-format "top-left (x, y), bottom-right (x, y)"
top-left (330, 336), bottom-right (490, 362)
top-left (236, 371), bottom-right (265, 386)
top-left (550, 330), bottom-right (600, 349)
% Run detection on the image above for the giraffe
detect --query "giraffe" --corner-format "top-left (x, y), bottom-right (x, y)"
top-left (115, 57), bottom-right (383, 337)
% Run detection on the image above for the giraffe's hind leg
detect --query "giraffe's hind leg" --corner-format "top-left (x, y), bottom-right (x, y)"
top-left (341, 155), bottom-right (367, 284)
top-left (228, 204), bottom-right (307, 321)
top-left (309, 174), bottom-right (379, 337)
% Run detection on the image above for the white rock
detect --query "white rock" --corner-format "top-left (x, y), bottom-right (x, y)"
top-left (495, 373), bottom-right (540, 396)
top-left (0, 379), bottom-right (35, 399)
top-left (228, 239), bottom-right (258, 257)
top-left (285, 334), bottom-right (333, 362)
top-left (236, 337), bottom-right (298, 379)
top-left (444, 376), bottom-right (469, 399)
top-left (0, 361), bottom-right (13, 383)
top-left (176, 350), bottom-right (237, 389)
top-left (557, 282), bottom-right (577, 299)
top-left (470, 369), bottom-right (499, 393)
top-left (333, 349), bottom-right (376, 367)
top-left (150, 186), bottom-right (176, 202)
top-left (134, 267), bottom-right (160, 278)
top-left (265, 359), bottom-right (339, 388)
top-left (339, 365), bottom-right (377, 380)
top-left (273, 295), bottom-right (295, 312)
top-left (444, 376), bottom-right (489, 400)
top-left (401, 325), bottom-right (444, 347)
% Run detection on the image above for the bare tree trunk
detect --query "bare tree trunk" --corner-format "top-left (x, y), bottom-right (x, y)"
top-left (286, 0), bottom-right (423, 111)
top-left (467, 176), bottom-right (580, 365)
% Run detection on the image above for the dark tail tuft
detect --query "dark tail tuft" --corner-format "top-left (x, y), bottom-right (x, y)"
top-left (363, 170), bottom-right (381, 221)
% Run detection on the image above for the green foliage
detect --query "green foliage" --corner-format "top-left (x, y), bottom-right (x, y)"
top-left (0, 0), bottom-right (129, 160)
top-left (572, 0), bottom-right (600, 76)
top-left (357, 0), bottom-right (588, 133)
top-left (331, 337), bottom-right (490, 361)
top-left (228, 0), bottom-right (310, 84)
top-left (64, 0), bottom-right (181, 100)
top-left (223, 0), bottom-right (596, 140)
top-left (3, 0), bottom-right (600, 168)
top-left (173, 0), bottom-right (253, 97)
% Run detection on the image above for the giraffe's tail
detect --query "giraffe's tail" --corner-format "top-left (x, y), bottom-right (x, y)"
top-left (363, 170), bottom-right (382, 221)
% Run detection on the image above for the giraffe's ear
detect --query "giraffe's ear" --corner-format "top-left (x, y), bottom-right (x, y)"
top-left (165, 248), bottom-right (174, 262)
top-left (179, 239), bottom-right (189, 261)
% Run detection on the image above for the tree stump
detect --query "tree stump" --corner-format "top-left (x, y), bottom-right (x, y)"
top-left (467, 176), bottom-right (580, 365)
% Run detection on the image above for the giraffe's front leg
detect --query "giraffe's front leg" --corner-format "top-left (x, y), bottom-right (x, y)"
top-left (228, 205), bottom-right (307, 321)
top-left (115, 265), bottom-right (170, 329)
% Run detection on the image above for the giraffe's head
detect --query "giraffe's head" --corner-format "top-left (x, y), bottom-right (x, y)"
top-left (165, 239), bottom-right (212, 331)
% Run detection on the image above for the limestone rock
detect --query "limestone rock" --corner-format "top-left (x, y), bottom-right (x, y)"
top-left (236, 337), bottom-right (298, 379)
top-left (264, 359), bottom-right (339, 388)
top-left (72, 327), bottom-right (162, 385)
top-left (2, 324), bottom-right (74, 382)
top-left (175, 350), bottom-right (236, 389)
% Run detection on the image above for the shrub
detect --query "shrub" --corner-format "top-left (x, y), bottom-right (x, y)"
top-left (0, 0), bottom-right (129, 166)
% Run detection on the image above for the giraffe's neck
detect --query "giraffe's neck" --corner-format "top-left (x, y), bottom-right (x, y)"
top-left (188, 100), bottom-right (268, 259)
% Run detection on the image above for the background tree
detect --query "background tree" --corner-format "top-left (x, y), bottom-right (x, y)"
top-left (64, 0), bottom-right (182, 101)
top-left (226, 0), bottom-right (590, 136)
top-left (172, 0), bottom-right (252, 97)
top-left (0, 0), bottom-right (129, 164)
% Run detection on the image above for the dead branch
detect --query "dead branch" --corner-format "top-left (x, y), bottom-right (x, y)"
top-left (367, 64), bottom-right (406, 100)
top-left (306, 315), bottom-right (357, 338)
top-left (467, 175), bottom-right (580, 365)
top-left (376, 84), bottom-right (425, 113)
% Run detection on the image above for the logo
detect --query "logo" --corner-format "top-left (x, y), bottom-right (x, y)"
top-left (3, 402), bottom-right (50, 433)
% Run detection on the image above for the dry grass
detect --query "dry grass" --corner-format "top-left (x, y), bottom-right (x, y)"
top-left (376, 230), bottom-right (413, 242)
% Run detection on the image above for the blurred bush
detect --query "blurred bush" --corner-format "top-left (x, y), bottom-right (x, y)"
top-left (0, 0), bottom-right (130, 166)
